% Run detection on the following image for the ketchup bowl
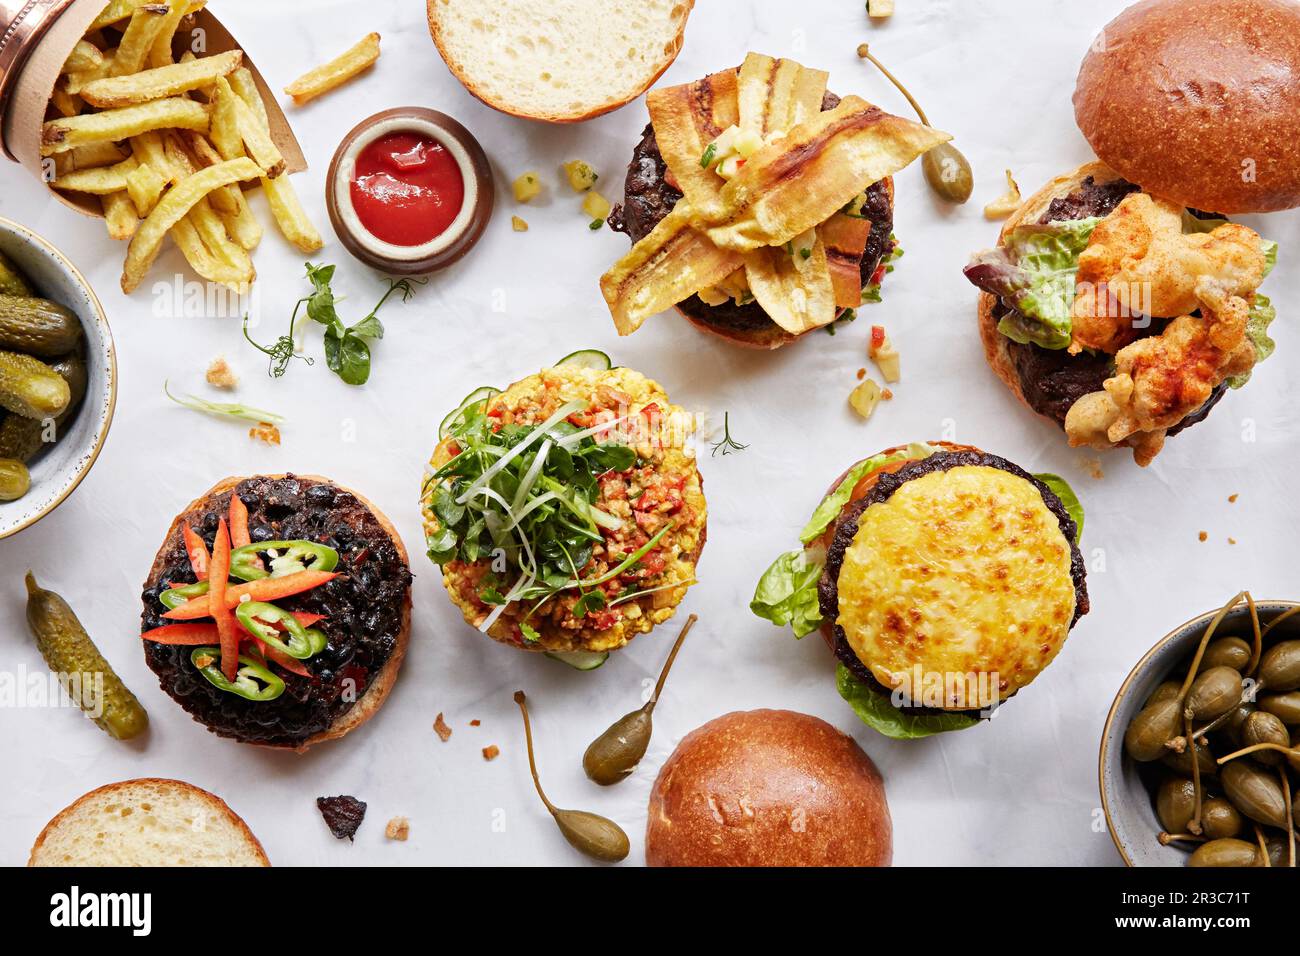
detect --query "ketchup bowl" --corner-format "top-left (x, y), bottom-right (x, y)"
top-left (327, 108), bottom-right (494, 274)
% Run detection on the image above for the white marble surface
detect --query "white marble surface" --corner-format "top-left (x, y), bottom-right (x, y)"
top-left (1, 0), bottom-right (1297, 867)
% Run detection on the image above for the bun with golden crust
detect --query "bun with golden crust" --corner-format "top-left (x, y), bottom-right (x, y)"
top-left (144, 475), bottom-right (410, 753)
top-left (645, 709), bottom-right (892, 867)
top-left (1074, 0), bottom-right (1300, 213)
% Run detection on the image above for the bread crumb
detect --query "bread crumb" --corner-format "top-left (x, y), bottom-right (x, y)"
top-left (1228, 494), bottom-right (1239, 503)
top-left (205, 357), bottom-right (237, 389)
top-left (1079, 457), bottom-right (1104, 480)
top-left (511, 215), bottom-right (529, 232)
top-left (881, 388), bottom-right (894, 401)
top-left (385, 816), bottom-right (409, 841)
top-left (469, 719), bottom-right (480, 727)
top-left (856, 367), bottom-right (866, 380)
top-left (1198, 531), bottom-right (1208, 542)
top-left (482, 745), bottom-right (500, 761)
top-left (1228, 537), bottom-right (1237, 545)
top-left (433, 712), bottom-right (452, 742)
top-left (248, 422), bottom-right (280, 445)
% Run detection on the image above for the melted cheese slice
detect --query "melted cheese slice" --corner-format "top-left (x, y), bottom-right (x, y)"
top-left (836, 466), bottom-right (1075, 710)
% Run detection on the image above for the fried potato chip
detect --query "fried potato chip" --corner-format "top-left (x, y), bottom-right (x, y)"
top-left (125, 161), bottom-right (167, 215)
top-left (645, 68), bottom-right (739, 211)
top-left (148, 0), bottom-right (207, 68)
top-left (227, 67), bottom-right (270, 131)
top-left (227, 91), bottom-right (284, 177)
top-left (90, 0), bottom-right (153, 31)
top-left (42, 97), bottom-right (209, 156)
top-left (81, 49), bottom-right (242, 108)
top-left (261, 174), bottom-right (322, 253)
top-left (49, 84), bottom-right (82, 118)
top-left (737, 52), bottom-right (827, 141)
top-left (54, 140), bottom-right (129, 177)
top-left (122, 156), bottom-right (261, 292)
top-left (284, 32), bottom-right (380, 105)
top-left (63, 40), bottom-right (105, 75)
top-left (65, 54), bottom-right (115, 96)
top-left (170, 216), bottom-right (248, 291)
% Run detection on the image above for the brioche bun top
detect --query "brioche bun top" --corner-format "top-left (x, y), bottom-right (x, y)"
top-left (1074, 0), bottom-right (1300, 213)
top-left (645, 709), bottom-right (892, 867)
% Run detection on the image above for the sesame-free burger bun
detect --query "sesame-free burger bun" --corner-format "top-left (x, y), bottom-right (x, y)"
top-left (645, 710), bottom-right (892, 867)
top-left (1074, 0), bottom-right (1300, 213)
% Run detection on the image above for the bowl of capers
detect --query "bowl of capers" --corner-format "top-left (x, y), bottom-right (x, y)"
top-left (1101, 594), bottom-right (1300, 867)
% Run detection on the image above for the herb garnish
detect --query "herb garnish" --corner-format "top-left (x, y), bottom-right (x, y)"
top-left (699, 142), bottom-right (717, 168)
top-left (423, 396), bottom-right (668, 634)
top-left (243, 310), bottom-right (314, 379)
top-left (710, 412), bottom-right (748, 456)
top-left (164, 381), bottom-right (284, 424)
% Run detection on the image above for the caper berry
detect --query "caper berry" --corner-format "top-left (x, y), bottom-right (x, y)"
top-left (1259, 640), bottom-right (1300, 692)
top-left (1146, 680), bottom-right (1182, 707)
top-left (1156, 776), bottom-right (1197, 833)
top-left (1199, 798), bottom-right (1243, 840)
top-left (1161, 744), bottom-right (1218, 778)
top-left (1220, 759), bottom-right (1288, 829)
top-left (1125, 698), bottom-right (1183, 762)
top-left (1260, 691), bottom-right (1300, 725)
top-left (1241, 711), bottom-right (1290, 766)
top-left (1200, 637), bottom-right (1252, 673)
top-left (1188, 838), bottom-right (1261, 868)
top-left (1186, 666), bottom-right (1244, 721)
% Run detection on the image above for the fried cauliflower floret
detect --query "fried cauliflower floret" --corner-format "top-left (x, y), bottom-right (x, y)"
top-left (1065, 277), bottom-right (1258, 465)
top-left (1076, 193), bottom-right (1266, 329)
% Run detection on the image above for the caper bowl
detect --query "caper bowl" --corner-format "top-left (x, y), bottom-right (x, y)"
top-left (1099, 600), bottom-right (1300, 865)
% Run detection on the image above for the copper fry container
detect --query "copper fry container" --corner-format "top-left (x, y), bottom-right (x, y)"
top-left (0, 0), bottom-right (305, 217)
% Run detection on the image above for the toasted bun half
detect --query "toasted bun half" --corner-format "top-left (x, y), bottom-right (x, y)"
top-left (1075, 0), bottom-right (1300, 213)
top-left (646, 710), bottom-right (892, 867)
top-left (29, 778), bottom-right (269, 867)
top-left (675, 178), bottom-right (896, 350)
top-left (147, 475), bottom-right (410, 753)
top-left (976, 161), bottom-right (1126, 419)
top-left (427, 0), bottom-right (693, 123)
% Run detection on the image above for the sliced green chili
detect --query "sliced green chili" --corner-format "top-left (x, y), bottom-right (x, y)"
top-left (229, 540), bottom-right (339, 582)
top-left (191, 646), bottom-right (286, 701)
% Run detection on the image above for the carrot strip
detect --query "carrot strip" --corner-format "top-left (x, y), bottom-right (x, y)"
top-left (161, 571), bottom-right (339, 620)
top-left (228, 494), bottom-right (252, 548)
top-left (262, 644), bottom-right (311, 677)
top-left (210, 518), bottom-right (237, 681)
top-left (182, 525), bottom-right (210, 581)
top-left (141, 622), bottom-right (219, 645)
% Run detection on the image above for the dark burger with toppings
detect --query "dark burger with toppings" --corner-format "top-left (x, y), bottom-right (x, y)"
top-left (140, 474), bottom-right (412, 751)
top-left (963, 0), bottom-right (1290, 465)
top-left (751, 442), bottom-right (1088, 738)
top-left (601, 52), bottom-right (948, 348)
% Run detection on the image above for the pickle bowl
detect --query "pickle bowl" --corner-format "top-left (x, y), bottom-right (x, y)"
top-left (0, 216), bottom-right (115, 540)
top-left (1098, 599), bottom-right (1300, 866)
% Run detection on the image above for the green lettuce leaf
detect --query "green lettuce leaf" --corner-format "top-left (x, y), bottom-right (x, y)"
top-left (1228, 292), bottom-right (1277, 389)
top-left (836, 664), bottom-right (981, 739)
top-left (750, 549), bottom-right (823, 638)
top-left (1033, 473), bottom-right (1084, 542)
top-left (798, 442), bottom-right (934, 544)
top-left (964, 217), bottom-right (1102, 350)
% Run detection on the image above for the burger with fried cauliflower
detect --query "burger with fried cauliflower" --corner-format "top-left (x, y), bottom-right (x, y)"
top-left (751, 442), bottom-right (1088, 739)
top-left (965, 0), bottom-right (1293, 465)
top-left (602, 52), bottom-right (948, 348)
top-left (422, 352), bottom-right (705, 670)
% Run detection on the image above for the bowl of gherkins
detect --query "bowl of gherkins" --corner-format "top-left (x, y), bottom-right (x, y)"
top-left (0, 217), bottom-right (115, 539)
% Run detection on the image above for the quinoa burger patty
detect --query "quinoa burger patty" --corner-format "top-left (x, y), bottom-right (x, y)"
top-left (425, 365), bottom-right (706, 654)
top-left (141, 474), bottom-right (412, 751)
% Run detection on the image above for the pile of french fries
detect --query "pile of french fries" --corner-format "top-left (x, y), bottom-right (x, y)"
top-left (41, 0), bottom-right (322, 294)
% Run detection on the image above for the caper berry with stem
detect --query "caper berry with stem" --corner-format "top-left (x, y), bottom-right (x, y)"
top-left (1185, 666), bottom-right (1244, 721)
top-left (1162, 745), bottom-right (1218, 778)
top-left (856, 43), bottom-right (972, 204)
top-left (1125, 698), bottom-right (1183, 762)
top-left (1200, 798), bottom-right (1243, 840)
top-left (513, 690), bottom-right (630, 863)
top-left (583, 614), bottom-right (697, 786)
top-left (1157, 776), bottom-right (1197, 833)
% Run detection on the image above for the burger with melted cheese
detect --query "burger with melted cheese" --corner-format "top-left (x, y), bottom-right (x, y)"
top-left (964, 0), bottom-right (1292, 465)
top-left (601, 52), bottom-right (949, 348)
top-left (751, 442), bottom-right (1088, 738)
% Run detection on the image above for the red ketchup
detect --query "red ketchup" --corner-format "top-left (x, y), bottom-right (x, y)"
top-left (349, 131), bottom-right (464, 246)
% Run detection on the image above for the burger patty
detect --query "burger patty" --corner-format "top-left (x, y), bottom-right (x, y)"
top-left (818, 450), bottom-right (1089, 699)
top-left (999, 175), bottom-right (1226, 434)
top-left (141, 475), bottom-right (411, 747)
top-left (607, 91), bottom-right (895, 337)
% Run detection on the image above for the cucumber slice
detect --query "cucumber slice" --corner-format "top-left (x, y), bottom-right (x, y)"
top-left (554, 349), bottom-right (612, 371)
top-left (544, 650), bottom-right (610, 671)
top-left (438, 386), bottom-right (501, 439)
